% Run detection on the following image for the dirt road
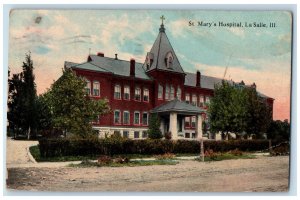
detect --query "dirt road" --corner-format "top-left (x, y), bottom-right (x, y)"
top-left (7, 156), bottom-right (289, 192)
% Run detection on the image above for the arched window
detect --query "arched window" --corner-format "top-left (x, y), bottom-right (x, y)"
top-left (85, 80), bottom-right (91, 96)
top-left (93, 81), bottom-right (100, 96)
top-left (165, 52), bottom-right (173, 68)
top-left (114, 85), bottom-right (121, 99)
top-left (170, 85), bottom-right (175, 100)
top-left (143, 88), bottom-right (149, 102)
top-left (177, 87), bottom-right (181, 100)
top-left (165, 84), bottom-right (170, 100)
top-left (158, 84), bottom-right (163, 99)
top-left (135, 87), bottom-right (141, 101)
top-left (124, 85), bottom-right (130, 100)
top-left (192, 94), bottom-right (197, 106)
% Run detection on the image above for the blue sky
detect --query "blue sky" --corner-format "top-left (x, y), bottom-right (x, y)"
top-left (8, 10), bottom-right (292, 120)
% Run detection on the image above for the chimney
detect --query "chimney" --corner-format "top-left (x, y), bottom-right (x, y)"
top-left (130, 59), bottom-right (135, 77)
top-left (87, 55), bottom-right (92, 62)
top-left (115, 54), bottom-right (118, 60)
top-left (97, 52), bottom-right (104, 57)
top-left (196, 70), bottom-right (201, 87)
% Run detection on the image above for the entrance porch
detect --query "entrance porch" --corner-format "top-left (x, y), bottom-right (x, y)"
top-left (150, 99), bottom-right (205, 140)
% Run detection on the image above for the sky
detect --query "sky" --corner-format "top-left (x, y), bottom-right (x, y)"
top-left (8, 10), bottom-right (292, 121)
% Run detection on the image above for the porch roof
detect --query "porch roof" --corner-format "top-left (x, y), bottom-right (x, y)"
top-left (150, 98), bottom-right (205, 115)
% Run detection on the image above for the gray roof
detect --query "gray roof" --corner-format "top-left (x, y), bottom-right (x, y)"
top-left (184, 72), bottom-right (272, 99)
top-left (68, 55), bottom-right (151, 80)
top-left (151, 98), bottom-right (205, 114)
top-left (143, 24), bottom-right (185, 74)
top-left (184, 72), bottom-right (234, 90)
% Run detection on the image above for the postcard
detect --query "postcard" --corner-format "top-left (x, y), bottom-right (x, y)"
top-left (6, 9), bottom-right (292, 192)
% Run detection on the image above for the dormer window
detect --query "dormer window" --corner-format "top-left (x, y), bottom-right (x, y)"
top-left (146, 52), bottom-right (154, 70)
top-left (165, 52), bottom-right (173, 68)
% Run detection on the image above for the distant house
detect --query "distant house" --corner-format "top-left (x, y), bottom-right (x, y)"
top-left (65, 20), bottom-right (274, 140)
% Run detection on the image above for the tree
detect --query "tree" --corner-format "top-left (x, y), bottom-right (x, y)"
top-left (244, 87), bottom-right (272, 138)
top-left (44, 69), bottom-right (110, 138)
top-left (208, 81), bottom-right (248, 139)
top-left (267, 120), bottom-right (290, 141)
top-left (208, 81), bottom-right (272, 140)
top-left (7, 52), bottom-right (38, 139)
top-left (147, 113), bottom-right (163, 139)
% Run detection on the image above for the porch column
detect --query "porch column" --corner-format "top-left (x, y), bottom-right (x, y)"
top-left (196, 114), bottom-right (203, 139)
top-left (169, 112), bottom-right (178, 140)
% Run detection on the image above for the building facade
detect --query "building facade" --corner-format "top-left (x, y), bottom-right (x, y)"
top-left (65, 22), bottom-right (274, 140)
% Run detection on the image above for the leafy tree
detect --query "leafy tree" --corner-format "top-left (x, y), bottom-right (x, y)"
top-left (147, 113), bottom-right (163, 139)
top-left (267, 120), bottom-right (290, 141)
top-left (244, 87), bottom-right (272, 137)
top-left (7, 52), bottom-right (37, 139)
top-left (44, 69), bottom-right (110, 138)
top-left (208, 81), bottom-right (248, 139)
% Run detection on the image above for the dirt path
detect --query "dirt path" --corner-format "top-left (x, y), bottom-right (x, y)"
top-left (6, 138), bottom-right (38, 166)
top-left (7, 156), bottom-right (289, 192)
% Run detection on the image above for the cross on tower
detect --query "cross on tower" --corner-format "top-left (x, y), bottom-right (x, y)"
top-left (160, 15), bottom-right (165, 25)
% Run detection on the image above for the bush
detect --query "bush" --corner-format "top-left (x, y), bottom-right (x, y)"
top-left (38, 138), bottom-right (281, 158)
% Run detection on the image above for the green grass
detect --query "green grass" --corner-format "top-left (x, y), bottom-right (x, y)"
top-left (68, 159), bottom-right (179, 168)
top-left (196, 153), bottom-right (256, 162)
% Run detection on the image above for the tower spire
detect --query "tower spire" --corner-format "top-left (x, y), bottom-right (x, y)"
top-left (159, 15), bottom-right (166, 32)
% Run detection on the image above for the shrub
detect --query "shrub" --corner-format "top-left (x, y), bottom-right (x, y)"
top-left (154, 153), bottom-right (175, 160)
top-left (38, 137), bottom-right (281, 158)
top-left (97, 155), bottom-right (112, 164)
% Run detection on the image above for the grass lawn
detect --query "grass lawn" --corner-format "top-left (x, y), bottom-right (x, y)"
top-left (68, 159), bottom-right (179, 168)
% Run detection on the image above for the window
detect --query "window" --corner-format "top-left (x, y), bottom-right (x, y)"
top-left (192, 133), bottom-right (196, 138)
top-left (165, 52), bottom-right (173, 68)
top-left (142, 112), bottom-right (148, 125)
top-left (134, 131), bottom-right (140, 139)
top-left (192, 94), bottom-right (197, 106)
top-left (123, 111), bottom-right (130, 125)
top-left (185, 117), bottom-right (190, 127)
top-left (170, 86), bottom-right (175, 100)
top-left (135, 87), bottom-right (141, 101)
top-left (114, 85), bottom-right (121, 99)
top-left (199, 95), bottom-right (204, 107)
top-left (165, 84), bottom-right (170, 100)
top-left (191, 116), bottom-right (196, 128)
top-left (114, 110), bottom-right (121, 124)
top-left (142, 131), bottom-right (148, 138)
top-left (177, 87), bottom-right (181, 100)
top-left (113, 131), bottom-right (121, 137)
top-left (143, 88), bottom-right (149, 102)
top-left (134, 112), bottom-right (140, 124)
top-left (205, 96), bottom-right (210, 104)
top-left (85, 80), bottom-right (91, 96)
top-left (93, 81), bottom-right (100, 96)
top-left (124, 85), bottom-right (130, 100)
top-left (185, 93), bottom-right (190, 104)
top-left (92, 115), bottom-right (100, 124)
top-left (158, 84), bottom-right (163, 99)
top-left (123, 131), bottom-right (129, 138)
top-left (185, 132), bottom-right (190, 138)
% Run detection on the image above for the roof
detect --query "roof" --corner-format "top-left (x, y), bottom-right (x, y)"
top-left (151, 98), bottom-right (205, 115)
top-left (185, 72), bottom-right (234, 90)
top-left (143, 24), bottom-right (185, 74)
top-left (68, 55), bottom-right (151, 80)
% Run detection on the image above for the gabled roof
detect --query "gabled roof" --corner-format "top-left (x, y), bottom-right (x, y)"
top-left (143, 24), bottom-right (185, 74)
top-left (68, 55), bottom-right (151, 80)
top-left (151, 98), bottom-right (205, 115)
